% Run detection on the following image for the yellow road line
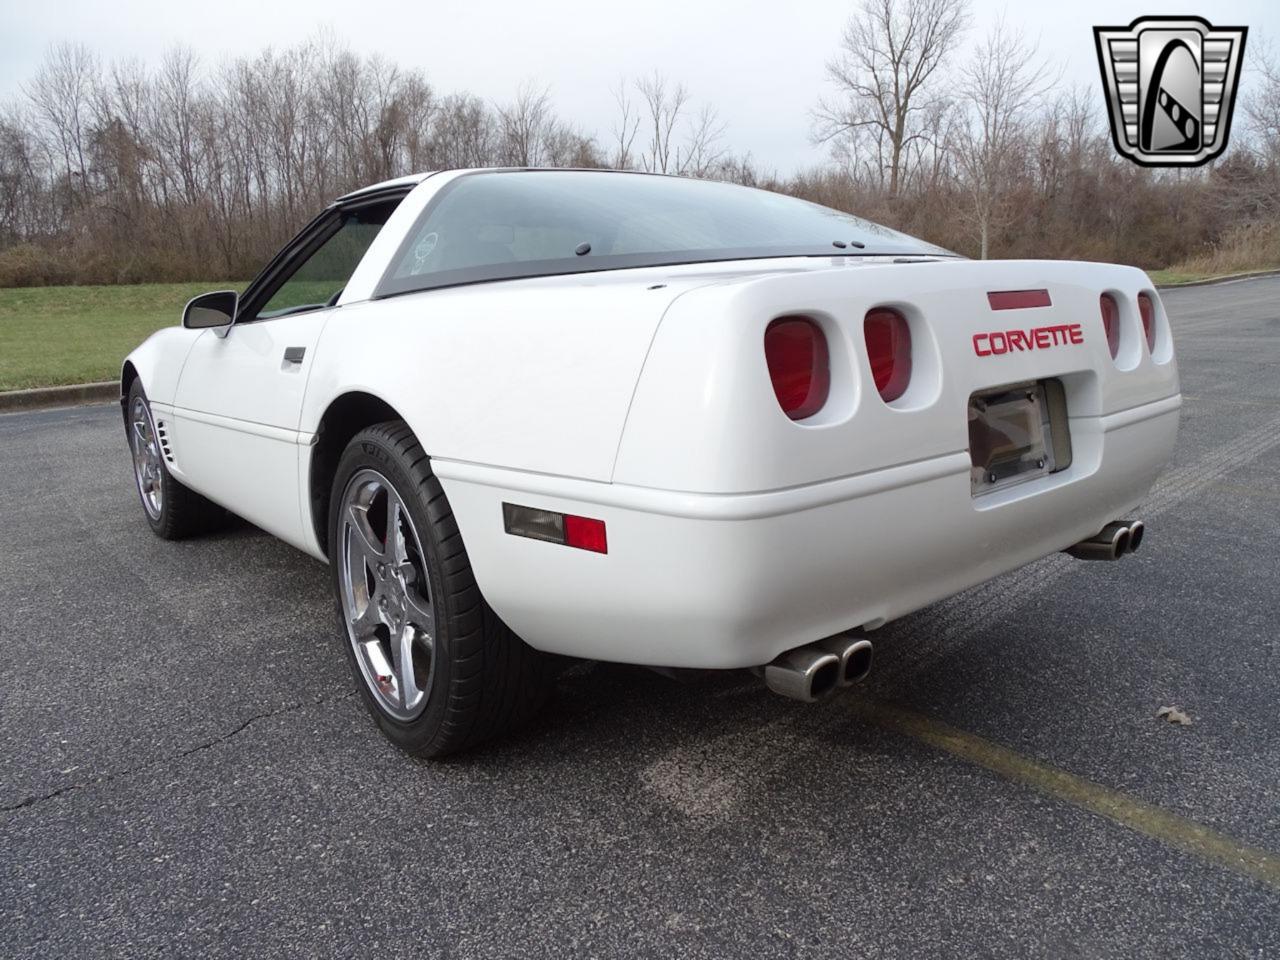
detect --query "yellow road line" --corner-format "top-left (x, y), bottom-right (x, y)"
top-left (851, 700), bottom-right (1280, 891)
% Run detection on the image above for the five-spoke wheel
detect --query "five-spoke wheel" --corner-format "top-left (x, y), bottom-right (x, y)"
top-left (124, 379), bottom-right (225, 539)
top-left (338, 469), bottom-right (436, 722)
top-left (327, 421), bottom-right (555, 756)
top-left (130, 394), bottom-right (164, 520)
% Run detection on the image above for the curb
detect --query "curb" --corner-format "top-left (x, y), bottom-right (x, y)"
top-left (0, 381), bottom-right (118, 414)
top-left (1156, 268), bottom-right (1280, 290)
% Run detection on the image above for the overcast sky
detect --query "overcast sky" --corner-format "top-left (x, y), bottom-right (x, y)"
top-left (2, 0), bottom-right (1275, 173)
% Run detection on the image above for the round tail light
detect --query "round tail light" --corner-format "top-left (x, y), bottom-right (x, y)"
top-left (764, 316), bottom-right (830, 420)
top-left (863, 308), bottom-right (912, 402)
top-left (1137, 292), bottom-right (1156, 351)
top-left (1100, 294), bottom-right (1120, 359)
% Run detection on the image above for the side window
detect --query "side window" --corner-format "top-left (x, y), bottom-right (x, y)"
top-left (253, 199), bottom-right (400, 321)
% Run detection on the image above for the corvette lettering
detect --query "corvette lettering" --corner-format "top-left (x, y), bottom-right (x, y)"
top-left (973, 323), bottom-right (1084, 357)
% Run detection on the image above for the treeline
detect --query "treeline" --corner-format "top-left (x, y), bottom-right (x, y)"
top-left (1, 3), bottom-right (1278, 287)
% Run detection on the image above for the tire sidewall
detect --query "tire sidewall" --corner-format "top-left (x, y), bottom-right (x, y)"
top-left (328, 429), bottom-right (457, 752)
top-left (125, 380), bottom-right (171, 538)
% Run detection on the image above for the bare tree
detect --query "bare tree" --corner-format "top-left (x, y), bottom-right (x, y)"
top-left (1245, 42), bottom-right (1280, 158)
top-left (430, 93), bottom-right (497, 169)
top-left (953, 21), bottom-right (1052, 258)
top-left (0, 107), bottom-right (40, 242)
top-left (497, 83), bottom-right (554, 167)
top-left (636, 72), bottom-right (689, 174)
top-left (815, 0), bottom-right (970, 197)
top-left (676, 104), bottom-right (727, 177)
top-left (609, 79), bottom-right (641, 170)
top-left (23, 42), bottom-right (99, 203)
top-left (151, 47), bottom-right (205, 207)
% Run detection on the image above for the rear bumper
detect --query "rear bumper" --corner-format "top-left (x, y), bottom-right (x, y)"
top-left (435, 394), bottom-right (1180, 669)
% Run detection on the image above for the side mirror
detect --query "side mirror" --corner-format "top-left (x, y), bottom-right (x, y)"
top-left (183, 290), bottom-right (239, 335)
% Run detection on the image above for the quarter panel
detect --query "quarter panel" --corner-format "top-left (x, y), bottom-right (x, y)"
top-left (302, 275), bottom-right (692, 482)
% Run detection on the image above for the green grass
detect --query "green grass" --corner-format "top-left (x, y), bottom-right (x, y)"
top-left (0, 282), bottom-right (245, 391)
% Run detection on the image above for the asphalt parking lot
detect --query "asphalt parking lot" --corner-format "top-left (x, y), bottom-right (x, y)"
top-left (3, 277), bottom-right (1279, 958)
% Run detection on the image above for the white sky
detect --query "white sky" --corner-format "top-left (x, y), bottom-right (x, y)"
top-left (1, 0), bottom-right (1275, 174)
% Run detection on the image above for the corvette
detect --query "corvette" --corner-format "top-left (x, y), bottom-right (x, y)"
top-left (972, 323), bottom-right (1085, 356)
top-left (121, 168), bottom-right (1180, 756)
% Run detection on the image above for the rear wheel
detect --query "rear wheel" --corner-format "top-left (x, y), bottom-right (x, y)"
top-left (329, 421), bottom-right (555, 757)
top-left (125, 380), bottom-right (227, 539)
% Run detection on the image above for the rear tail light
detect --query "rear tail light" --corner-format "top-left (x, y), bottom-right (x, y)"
top-left (503, 503), bottom-right (607, 553)
top-left (764, 316), bottom-right (829, 420)
top-left (1099, 294), bottom-right (1120, 359)
top-left (1137, 292), bottom-right (1156, 350)
top-left (863, 308), bottom-right (912, 402)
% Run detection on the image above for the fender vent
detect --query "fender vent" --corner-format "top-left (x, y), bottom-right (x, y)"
top-left (154, 419), bottom-right (175, 464)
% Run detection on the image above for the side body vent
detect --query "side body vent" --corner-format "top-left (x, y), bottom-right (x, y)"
top-left (154, 419), bottom-right (176, 464)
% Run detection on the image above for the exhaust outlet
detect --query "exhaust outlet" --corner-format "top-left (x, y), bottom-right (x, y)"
top-left (1121, 519), bottom-right (1145, 553)
top-left (817, 634), bottom-right (874, 686)
top-left (1066, 522), bottom-right (1130, 561)
top-left (763, 647), bottom-right (842, 702)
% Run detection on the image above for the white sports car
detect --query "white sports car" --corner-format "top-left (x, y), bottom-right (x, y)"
top-left (122, 169), bottom-right (1180, 755)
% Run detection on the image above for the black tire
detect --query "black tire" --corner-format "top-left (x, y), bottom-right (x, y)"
top-left (124, 379), bottom-right (228, 540)
top-left (328, 421), bottom-right (555, 757)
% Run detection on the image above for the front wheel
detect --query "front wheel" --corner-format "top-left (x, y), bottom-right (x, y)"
top-left (125, 380), bottom-right (226, 539)
top-left (329, 421), bottom-right (555, 757)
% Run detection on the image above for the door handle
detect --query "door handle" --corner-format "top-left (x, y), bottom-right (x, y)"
top-left (283, 346), bottom-right (306, 364)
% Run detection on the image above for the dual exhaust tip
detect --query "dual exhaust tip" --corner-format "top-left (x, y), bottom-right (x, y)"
top-left (763, 633), bottom-right (873, 703)
top-left (1066, 518), bottom-right (1145, 561)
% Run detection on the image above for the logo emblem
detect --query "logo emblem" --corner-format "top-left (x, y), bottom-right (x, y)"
top-left (1094, 16), bottom-right (1247, 167)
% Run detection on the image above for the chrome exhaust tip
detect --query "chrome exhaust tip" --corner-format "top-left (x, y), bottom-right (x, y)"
top-left (1121, 519), bottom-right (1145, 553)
top-left (1066, 522), bottom-right (1130, 561)
top-left (763, 647), bottom-right (842, 702)
top-left (817, 634), bottom-right (874, 686)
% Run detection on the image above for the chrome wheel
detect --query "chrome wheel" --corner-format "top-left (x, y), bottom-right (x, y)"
top-left (130, 395), bottom-right (163, 520)
top-left (338, 469), bottom-right (436, 722)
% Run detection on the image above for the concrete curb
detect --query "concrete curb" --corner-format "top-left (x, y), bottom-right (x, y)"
top-left (1156, 268), bottom-right (1280, 290)
top-left (0, 381), bottom-right (118, 414)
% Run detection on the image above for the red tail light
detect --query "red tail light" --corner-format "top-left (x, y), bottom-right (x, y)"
top-left (764, 316), bottom-right (829, 420)
top-left (1099, 294), bottom-right (1120, 359)
top-left (1137, 292), bottom-right (1156, 350)
top-left (863, 308), bottom-right (912, 402)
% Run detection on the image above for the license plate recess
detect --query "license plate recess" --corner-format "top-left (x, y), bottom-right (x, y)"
top-left (968, 380), bottom-right (1071, 495)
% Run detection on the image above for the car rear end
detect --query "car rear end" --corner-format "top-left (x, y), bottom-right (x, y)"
top-left (436, 257), bottom-right (1179, 671)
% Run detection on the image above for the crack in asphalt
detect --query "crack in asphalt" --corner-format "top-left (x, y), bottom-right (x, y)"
top-left (0, 691), bottom-right (354, 815)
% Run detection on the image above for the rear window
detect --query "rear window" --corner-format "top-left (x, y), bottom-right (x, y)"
top-left (376, 171), bottom-right (951, 296)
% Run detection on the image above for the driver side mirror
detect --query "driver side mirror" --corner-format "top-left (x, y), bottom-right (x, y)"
top-left (183, 290), bottom-right (239, 335)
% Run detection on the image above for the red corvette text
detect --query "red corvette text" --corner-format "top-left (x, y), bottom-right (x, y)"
top-left (973, 323), bottom-right (1084, 357)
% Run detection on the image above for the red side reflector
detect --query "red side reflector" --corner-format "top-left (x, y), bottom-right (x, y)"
top-left (564, 514), bottom-right (608, 554)
top-left (987, 289), bottom-right (1051, 310)
top-left (1137, 292), bottom-right (1156, 350)
top-left (1099, 294), bottom-right (1120, 359)
top-left (503, 503), bottom-right (608, 554)
top-left (863, 308), bottom-right (912, 403)
top-left (764, 316), bottom-right (830, 420)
